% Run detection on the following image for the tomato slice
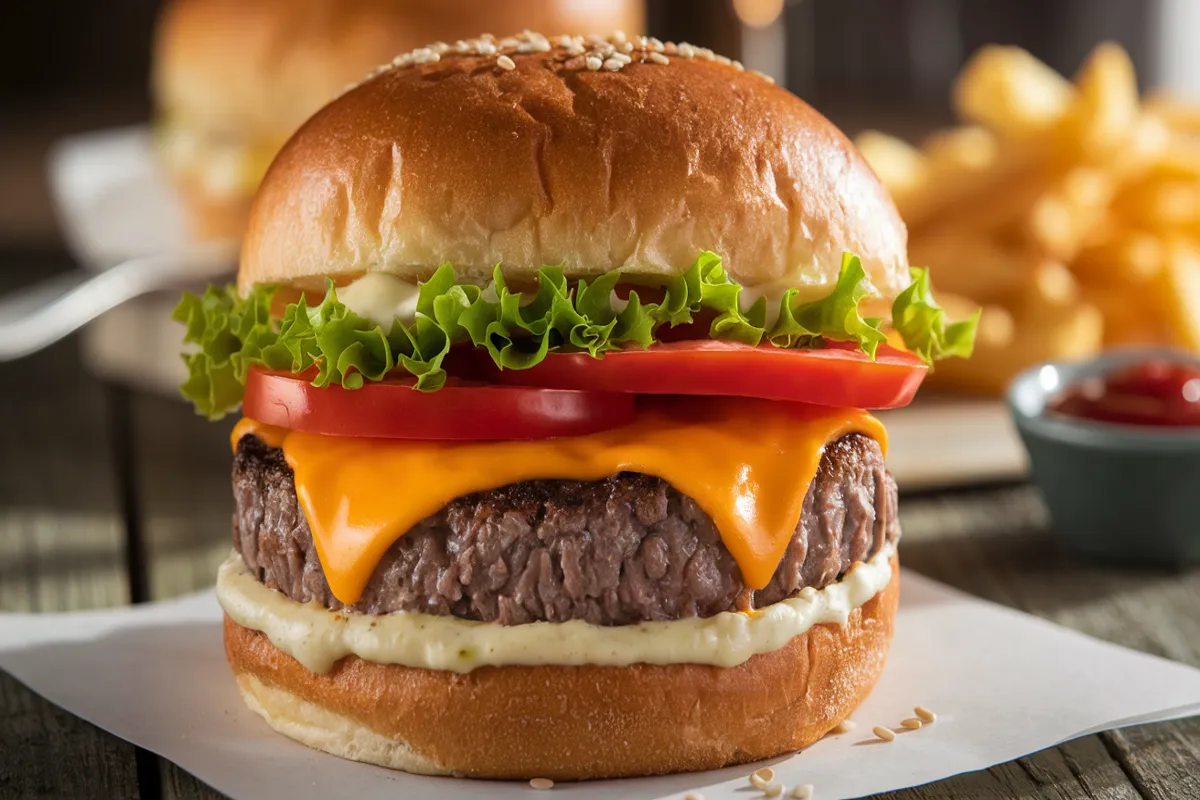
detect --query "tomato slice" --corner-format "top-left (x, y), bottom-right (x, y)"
top-left (243, 367), bottom-right (636, 439)
top-left (481, 340), bottom-right (928, 409)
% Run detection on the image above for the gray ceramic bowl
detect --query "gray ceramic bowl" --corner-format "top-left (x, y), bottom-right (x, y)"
top-left (1008, 347), bottom-right (1200, 566)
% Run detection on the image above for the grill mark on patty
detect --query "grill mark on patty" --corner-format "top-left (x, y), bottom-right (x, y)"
top-left (231, 433), bottom-right (900, 625)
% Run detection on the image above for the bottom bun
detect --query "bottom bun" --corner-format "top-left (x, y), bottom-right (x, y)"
top-left (225, 555), bottom-right (899, 780)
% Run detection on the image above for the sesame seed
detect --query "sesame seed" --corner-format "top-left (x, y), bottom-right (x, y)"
top-left (873, 726), bottom-right (896, 742)
top-left (622, 40), bottom-right (634, 52)
top-left (585, 56), bottom-right (602, 71)
top-left (454, 39), bottom-right (470, 52)
top-left (790, 785), bottom-right (815, 800)
top-left (684, 795), bottom-right (705, 800)
top-left (499, 36), bottom-right (519, 48)
top-left (497, 55), bottom-right (516, 70)
top-left (477, 41), bottom-right (497, 55)
top-left (648, 51), bottom-right (670, 65)
top-left (733, 60), bottom-right (745, 71)
top-left (754, 767), bottom-right (775, 783)
top-left (677, 42), bottom-right (695, 58)
top-left (752, 69), bottom-right (776, 84)
top-left (695, 46), bottom-right (715, 60)
top-left (715, 54), bottom-right (732, 66)
top-left (612, 29), bottom-right (627, 44)
top-left (901, 718), bottom-right (923, 730)
top-left (430, 41), bottom-right (449, 54)
top-left (915, 706), bottom-right (937, 723)
top-left (649, 37), bottom-right (666, 51)
top-left (611, 51), bottom-right (632, 64)
top-left (764, 785), bottom-right (784, 798)
top-left (480, 32), bottom-right (496, 42)
top-left (529, 777), bottom-right (554, 790)
top-left (602, 58), bottom-right (623, 71)
top-left (749, 772), bottom-right (770, 790)
top-left (664, 41), bottom-right (678, 54)
top-left (831, 720), bottom-right (856, 734)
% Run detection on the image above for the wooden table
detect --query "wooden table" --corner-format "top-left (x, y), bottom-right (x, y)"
top-left (1, 251), bottom-right (1198, 800)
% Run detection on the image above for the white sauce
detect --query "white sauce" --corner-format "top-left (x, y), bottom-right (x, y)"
top-left (336, 273), bottom-right (423, 327)
top-left (216, 545), bottom-right (894, 674)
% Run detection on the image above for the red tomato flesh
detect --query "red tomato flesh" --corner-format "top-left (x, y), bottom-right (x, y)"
top-left (479, 340), bottom-right (928, 409)
top-left (243, 367), bottom-right (636, 439)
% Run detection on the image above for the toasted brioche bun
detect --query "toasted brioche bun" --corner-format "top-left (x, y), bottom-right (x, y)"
top-left (239, 36), bottom-right (909, 300)
top-left (224, 555), bottom-right (898, 780)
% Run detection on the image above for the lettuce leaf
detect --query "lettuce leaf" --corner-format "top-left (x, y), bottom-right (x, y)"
top-left (174, 252), bottom-right (975, 419)
top-left (892, 267), bottom-right (981, 363)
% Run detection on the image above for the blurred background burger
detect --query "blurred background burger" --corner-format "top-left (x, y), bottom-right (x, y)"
top-left (151, 0), bottom-right (645, 240)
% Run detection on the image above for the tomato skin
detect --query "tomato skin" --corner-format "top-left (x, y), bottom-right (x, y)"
top-left (479, 341), bottom-right (928, 409)
top-left (243, 368), bottom-right (636, 440)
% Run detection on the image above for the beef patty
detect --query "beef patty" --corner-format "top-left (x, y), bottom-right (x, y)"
top-left (231, 433), bottom-right (900, 626)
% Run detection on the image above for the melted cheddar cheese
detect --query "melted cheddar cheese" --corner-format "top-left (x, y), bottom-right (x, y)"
top-left (232, 397), bottom-right (886, 605)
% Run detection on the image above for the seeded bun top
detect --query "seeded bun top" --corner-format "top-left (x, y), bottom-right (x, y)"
top-left (153, 1), bottom-right (644, 143)
top-left (240, 32), bottom-right (909, 301)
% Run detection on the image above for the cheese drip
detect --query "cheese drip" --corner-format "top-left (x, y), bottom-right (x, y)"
top-left (232, 397), bottom-right (886, 605)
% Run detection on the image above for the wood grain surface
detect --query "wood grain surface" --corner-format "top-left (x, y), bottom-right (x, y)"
top-left (0, 254), bottom-right (1196, 800)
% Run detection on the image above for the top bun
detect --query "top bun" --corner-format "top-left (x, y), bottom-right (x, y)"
top-left (240, 33), bottom-right (909, 300)
top-left (153, 1), bottom-right (644, 144)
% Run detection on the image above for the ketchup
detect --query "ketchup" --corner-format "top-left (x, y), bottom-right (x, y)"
top-left (1050, 359), bottom-right (1200, 427)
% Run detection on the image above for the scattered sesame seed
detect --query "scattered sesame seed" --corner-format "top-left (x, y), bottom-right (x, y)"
top-left (754, 767), bottom-right (775, 783)
top-left (344, 30), bottom-right (754, 94)
top-left (684, 795), bottom-right (705, 800)
top-left (915, 706), bottom-right (937, 723)
top-left (831, 720), bottom-right (856, 734)
top-left (873, 726), bottom-right (897, 742)
top-left (789, 785), bottom-right (815, 800)
top-left (901, 718), bottom-right (923, 730)
top-left (764, 784), bottom-right (784, 798)
top-left (749, 772), bottom-right (770, 790)
top-left (529, 777), bottom-right (554, 790)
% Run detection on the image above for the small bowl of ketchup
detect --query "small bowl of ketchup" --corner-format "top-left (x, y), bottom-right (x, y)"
top-left (1008, 348), bottom-right (1200, 567)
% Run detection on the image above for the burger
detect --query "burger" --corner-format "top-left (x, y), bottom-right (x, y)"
top-left (150, 0), bottom-right (644, 240)
top-left (175, 31), bottom-right (976, 780)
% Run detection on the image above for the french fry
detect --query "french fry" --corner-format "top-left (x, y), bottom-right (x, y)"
top-left (922, 126), bottom-right (1000, 173)
top-left (1022, 167), bottom-right (1116, 261)
top-left (908, 235), bottom-right (1033, 302)
top-left (1156, 238), bottom-right (1200, 350)
top-left (1073, 229), bottom-right (1164, 284)
top-left (854, 131), bottom-right (928, 200)
top-left (1063, 42), bottom-right (1140, 162)
top-left (953, 46), bottom-right (1074, 139)
top-left (1112, 176), bottom-right (1200, 229)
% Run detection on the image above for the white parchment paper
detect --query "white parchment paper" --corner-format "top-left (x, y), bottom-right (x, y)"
top-left (1, 570), bottom-right (1198, 799)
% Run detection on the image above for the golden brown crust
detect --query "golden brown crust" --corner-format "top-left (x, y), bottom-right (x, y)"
top-left (239, 42), bottom-right (908, 300)
top-left (224, 555), bottom-right (899, 780)
top-left (153, 0), bottom-right (644, 145)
